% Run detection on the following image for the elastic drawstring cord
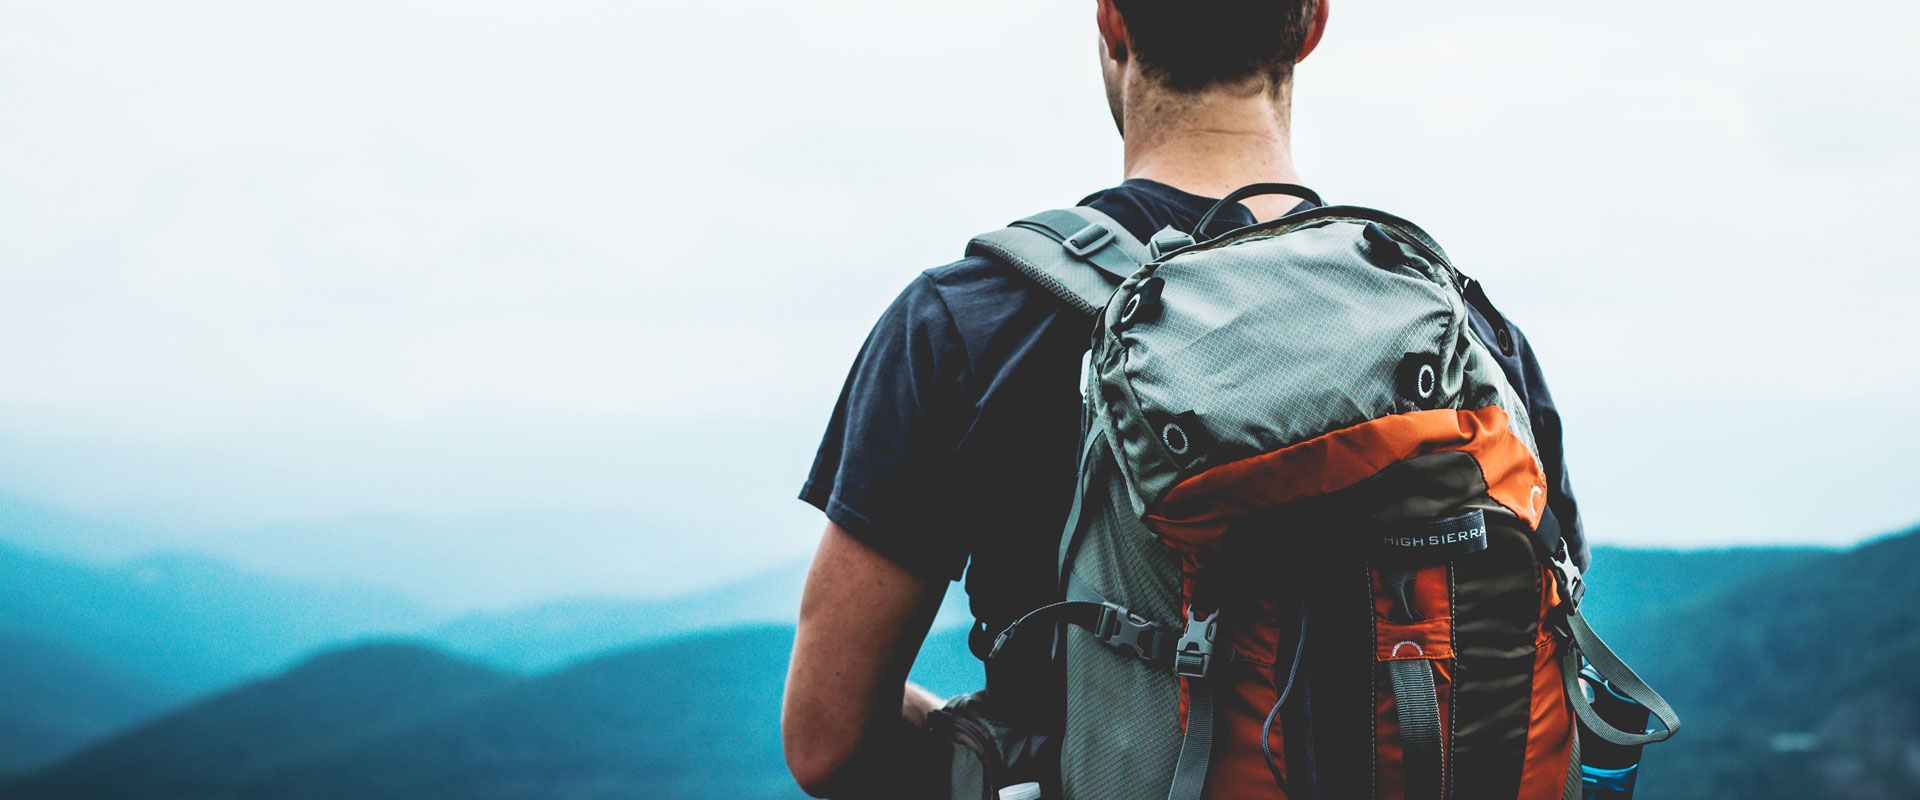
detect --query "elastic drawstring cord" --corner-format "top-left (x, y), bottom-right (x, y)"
top-left (1262, 596), bottom-right (1310, 792)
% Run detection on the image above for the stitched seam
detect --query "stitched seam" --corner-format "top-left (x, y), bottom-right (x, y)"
top-left (971, 239), bottom-right (1100, 316)
top-left (1368, 560), bottom-right (1379, 800)
top-left (1448, 561), bottom-right (1459, 800)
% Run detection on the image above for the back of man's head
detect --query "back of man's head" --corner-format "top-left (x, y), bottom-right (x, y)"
top-left (1112, 0), bottom-right (1321, 92)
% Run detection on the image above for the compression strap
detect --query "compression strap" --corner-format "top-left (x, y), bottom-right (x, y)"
top-left (1167, 675), bottom-right (1217, 800)
top-left (1380, 563), bottom-right (1443, 800)
top-left (1546, 548), bottom-right (1680, 749)
top-left (1389, 658), bottom-right (1443, 800)
top-left (1559, 608), bottom-right (1681, 747)
top-left (1562, 714), bottom-right (1583, 800)
top-left (1164, 603), bottom-right (1227, 800)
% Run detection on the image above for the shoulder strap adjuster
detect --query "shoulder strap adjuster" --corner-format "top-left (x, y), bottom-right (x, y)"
top-left (970, 206), bottom-right (1147, 314)
top-left (1062, 223), bottom-right (1117, 259)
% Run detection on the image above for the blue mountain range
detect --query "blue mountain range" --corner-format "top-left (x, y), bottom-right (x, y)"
top-left (0, 507), bottom-right (1912, 800)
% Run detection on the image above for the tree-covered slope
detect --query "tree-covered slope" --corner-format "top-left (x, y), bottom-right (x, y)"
top-left (6, 642), bottom-right (511, 800)
top-left (1600, 527), bottom-right (1920, 800)
top-left (231, 626), bottom-right (807, 800)
top-left (0, 629), bottom-right (171, 774)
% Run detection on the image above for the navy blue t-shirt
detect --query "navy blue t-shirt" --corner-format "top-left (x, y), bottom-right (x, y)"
top-left (800, 179), bottom-right (1584, 637)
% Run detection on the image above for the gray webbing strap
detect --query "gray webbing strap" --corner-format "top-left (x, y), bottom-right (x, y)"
top-left (1381, 563), bottom-right (1442, 800)
top-left (1389, 659), bottom-right (1443, 800)
top-left (1166, 678), bottom-right (1217, 800)
top-left (965, 206), bottom-right (1146, 316)
top-left (1062, 572), bottom-right (1106, 604)
top-left (1057, 431), bottom-right (1105, 592)
top-left (1163, 600), bottom-right (1228, 800)
top-left (1560, 609), bottom-right (1681, 747)
top-left (1010, 207), bottom-right (1149, 280)
top-left (1562, 714), bottom-right (1583, 800)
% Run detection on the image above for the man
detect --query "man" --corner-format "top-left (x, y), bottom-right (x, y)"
top-left (782, 1), bottom-right (1584, 797)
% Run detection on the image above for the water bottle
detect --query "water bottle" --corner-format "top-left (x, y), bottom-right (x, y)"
top-left (1578, 666), bottom-right (1651, 799)
top-left (998, 782), bottom-right (1043, 800)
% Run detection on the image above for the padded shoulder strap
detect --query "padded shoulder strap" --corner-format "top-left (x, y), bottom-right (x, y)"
top-left (966, 206), bottom-right (1147, 315)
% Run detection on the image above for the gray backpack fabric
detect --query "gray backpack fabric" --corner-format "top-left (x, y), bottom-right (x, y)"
top-left (967, 187), bottom-right (1677, 800)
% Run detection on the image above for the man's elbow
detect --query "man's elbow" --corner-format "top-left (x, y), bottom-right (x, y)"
top-left (783, 714), bottom-right (857, 797)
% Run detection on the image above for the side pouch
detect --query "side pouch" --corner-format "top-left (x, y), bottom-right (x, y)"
top-left (924, 690), bottom-right (1055, 800)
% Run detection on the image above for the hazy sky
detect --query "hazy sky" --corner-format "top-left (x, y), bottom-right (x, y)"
top-left (2, 0), bottom-right (1915, 609)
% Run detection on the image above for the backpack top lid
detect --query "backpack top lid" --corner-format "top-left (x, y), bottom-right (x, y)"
top-left (1085, 206), bottom-right (1549, 553)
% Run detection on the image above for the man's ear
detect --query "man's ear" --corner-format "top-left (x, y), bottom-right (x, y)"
top-left (1298, 0), bottom-right (1331, 63)
top-left (1096, 0), bottom-right (1128, 62)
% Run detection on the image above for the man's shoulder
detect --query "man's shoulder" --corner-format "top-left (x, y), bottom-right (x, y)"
top-left (920, 253), bottom-right (1024, 299)
top-left (914, 239), bottom-right (1083, 323)
top-left (894, 248), bottom-right (1081, 366)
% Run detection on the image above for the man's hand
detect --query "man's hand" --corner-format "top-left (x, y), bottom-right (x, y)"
top-left (782, 522), bottom-right (946, 797)
top-left (901, 680), bottom-right (945, 728)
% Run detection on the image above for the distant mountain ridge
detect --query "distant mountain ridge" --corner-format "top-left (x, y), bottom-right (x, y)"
top-left (0, 630), bottom-right (170, 773)
top-left (7, 642), bottom-right (512, 800)
top-left (427, 559), bottom-right (977, 672)
top-left (0, 535), bottom-right (966, 778)
top-left (0, 539), bottom-right (430, 697)
top-left (239, 627), bottom-right (805, 800)
top-left (2, 621), bottom-right (977, 800)
top-left (427, 561), bottom-right (809, 670)
top-left (6, 521), bottom-right (1916, 799)
top-left (2, 631), bottom-right (808, 800)
top-left (0, 534), bottom-right (436, 774)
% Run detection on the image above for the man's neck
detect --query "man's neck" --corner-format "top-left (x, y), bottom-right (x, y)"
top-left (1119, 78), bottom-right (1305, 221)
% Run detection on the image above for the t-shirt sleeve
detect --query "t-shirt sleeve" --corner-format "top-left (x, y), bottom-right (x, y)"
top-left (799, 273), bottom-right (973, 581)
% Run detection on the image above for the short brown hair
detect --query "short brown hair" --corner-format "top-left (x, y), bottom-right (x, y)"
top-left (1113, 0), bottom-right (1318, 92)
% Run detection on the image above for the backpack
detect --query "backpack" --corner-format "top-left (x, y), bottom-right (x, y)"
top-left (950, 185), bottom-right (1678, 800)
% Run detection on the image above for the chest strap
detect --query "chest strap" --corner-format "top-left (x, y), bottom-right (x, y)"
top-left (986, 592), bottom-right (1229, 800)
top-left (985, 599), bottom-right (1177, 667)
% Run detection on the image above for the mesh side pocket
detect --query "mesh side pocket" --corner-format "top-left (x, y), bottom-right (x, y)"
top-left (1060, 464), bottom-right (1187, 799)
top-left (1062, 624), bottom-right (1183, 800)
top-left (1072, 469), bottom-right (1184, 624)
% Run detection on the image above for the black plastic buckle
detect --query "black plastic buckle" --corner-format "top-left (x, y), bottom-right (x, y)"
top-left (1549, 549), bottom-right (1585, 609)
top-left (1063, 223), bottom-right (1116, 259)
top-left (1545, 548), bottom-right (1584, 640)
top-left (1546, 605), bottom-right (1573, 641)
top-left (1172, 607), bottom-right (1222, 679)
top-left (1094, 602), bottom-right (1167, 663)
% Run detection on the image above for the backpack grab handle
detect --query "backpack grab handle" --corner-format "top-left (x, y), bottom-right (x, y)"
top-left (1194, 183), bottom-right (1323, 240)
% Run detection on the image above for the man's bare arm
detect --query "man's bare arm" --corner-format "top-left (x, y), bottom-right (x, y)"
top-left (782, 521), bottom-right (946, 797)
